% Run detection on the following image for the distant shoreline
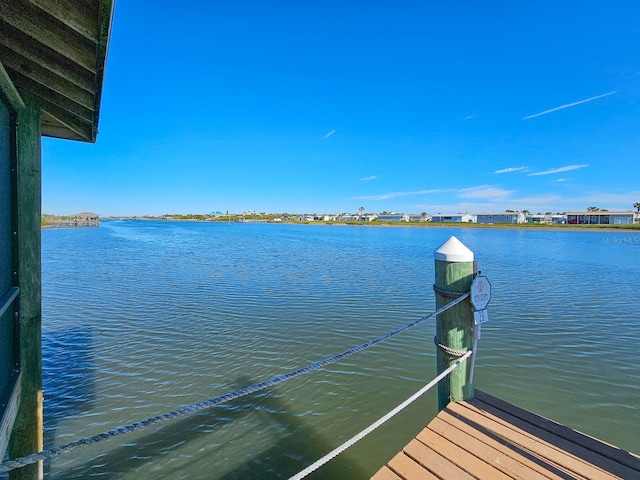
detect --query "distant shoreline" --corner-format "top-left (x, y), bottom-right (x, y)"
top-left (97, 218), bottom-right (640, 232)
top-left (291, 221), bottom-right (640, 232)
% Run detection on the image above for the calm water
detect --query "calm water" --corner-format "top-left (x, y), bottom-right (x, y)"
top-left (40, 221), bottom-right (640, 479)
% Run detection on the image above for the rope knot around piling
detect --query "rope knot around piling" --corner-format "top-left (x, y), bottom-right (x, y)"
top-left (432, 284), bottom-right (466, 298)
top-left (433, 336), bottom-right (471, 358)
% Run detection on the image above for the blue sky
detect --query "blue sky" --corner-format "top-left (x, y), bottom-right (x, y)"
top-left (42, 1), bottom-right (640, 216)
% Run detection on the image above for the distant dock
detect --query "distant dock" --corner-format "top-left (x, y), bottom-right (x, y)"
top-left (43, 212), bottom-right (100, 228)
top-left (373, 390), bottom-right (640, 480)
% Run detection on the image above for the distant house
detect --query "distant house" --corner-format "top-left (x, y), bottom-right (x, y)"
top-left (526, 214), bottom-right (565, 224)
top-left (566, 211), bottom-right (637, 225)
top-left (526, 214), bottom-right (548, 224)
top-left (431, 214), bottom-right (475, 223)
top-left (72, 212), bottom-right (100, 227)
top-left (408, 214), bottom-right (431, 222)
top-left (475, 212), bottom-right (525, 224)
top-left (237, 217), bottom-right (267, 223)
top-left (378, 214), bottom-right (408, 222)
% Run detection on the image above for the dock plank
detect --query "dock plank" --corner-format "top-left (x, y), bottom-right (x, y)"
top-left (475, 390), bottom-right (640, 472)
top-left (433, 412), bottom-right (571, 480)
top-left (372, 390), bottom-right (640, 480)
top-left (386, 450), bottom-right (440, 480)
top-left (403, 438), bottom-right (476, 479)
top-left (370, 465), bottom-right (403, 480)
top-left (456, 398), bottom-right (639, 480)
top-left (447, 400), bottom-right (621, 480)
top-left (415, 426), bottom-right (515, 480)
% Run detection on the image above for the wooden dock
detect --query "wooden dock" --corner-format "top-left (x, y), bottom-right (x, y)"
top-left (373, 390), bottom-right (640, 479)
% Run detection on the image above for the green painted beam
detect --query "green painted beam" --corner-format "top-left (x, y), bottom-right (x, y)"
top-left (0, 61), bottom-right (25, 111)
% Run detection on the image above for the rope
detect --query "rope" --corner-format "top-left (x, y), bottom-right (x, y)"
top-left (0, 286), bottom-right (19, 318)
top-left (432, 284), bottom-right (466, 298)
top-left (433, 336), bottom-right (471, 357)
top-left (0, 292), bottom-right (470, 474)
top-left (289, 349), bottom-right (473, 480)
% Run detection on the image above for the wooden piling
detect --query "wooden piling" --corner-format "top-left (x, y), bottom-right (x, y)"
top-left (433, 236), bottom-right (475, 411)
top-left (7, 91), bottom-right (43, 480)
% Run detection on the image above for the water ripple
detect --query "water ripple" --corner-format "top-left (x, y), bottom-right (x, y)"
top-left (41, 223), bottom-right (640, 479)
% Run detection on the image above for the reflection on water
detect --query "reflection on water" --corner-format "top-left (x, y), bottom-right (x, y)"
top-left (42, 325), bottom-right (96, 479)
top-left (48, 376), bottom-right (366, 480)
top-left (41, 222), bottom-right (640, 479)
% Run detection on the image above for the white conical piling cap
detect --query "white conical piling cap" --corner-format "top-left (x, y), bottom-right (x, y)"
top-left (434, 236), bottom-right (474, 262)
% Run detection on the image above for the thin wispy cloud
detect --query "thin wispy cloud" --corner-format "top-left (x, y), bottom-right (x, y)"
top-left (494, 166), bottom-right (528, 174)
top-left (360, 176), bottom-right (377, 182)
top-left (463, 114), bottom-right (477, 121)
top-left (353, 189), bottom-right (443, 201)
top-left (523, 91), bottom-right (617, 120)
top-left (458, 185), bottom-right (515, 200)
top-left (323, 129), bottom-right (336, 139)
top-left (356, 185), bottom-right (516, 206)
top-left (529, 164), bottom-right (589, 176)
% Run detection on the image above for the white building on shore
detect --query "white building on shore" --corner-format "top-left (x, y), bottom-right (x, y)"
top-left (431, 214), bottom-right (475, 223)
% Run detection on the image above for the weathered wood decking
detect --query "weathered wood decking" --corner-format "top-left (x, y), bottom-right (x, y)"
top-left (373, 390), bottom-right (640, 479)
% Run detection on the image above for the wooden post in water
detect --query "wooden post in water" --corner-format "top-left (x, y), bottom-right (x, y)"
top-left (434, 236), bottom-right (475, 411)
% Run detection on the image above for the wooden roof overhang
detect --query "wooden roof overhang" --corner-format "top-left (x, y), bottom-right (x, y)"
top-left (0, 0), bottom-right (114, 142)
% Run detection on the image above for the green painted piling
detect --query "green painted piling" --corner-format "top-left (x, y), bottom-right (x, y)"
top-left (7, 91), bottom-right (42, 480)
top-left (434, 236), bottom-right (475, 411)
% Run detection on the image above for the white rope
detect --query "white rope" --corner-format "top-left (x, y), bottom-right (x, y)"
top-left (288, 349), bottom-right (473, 480)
